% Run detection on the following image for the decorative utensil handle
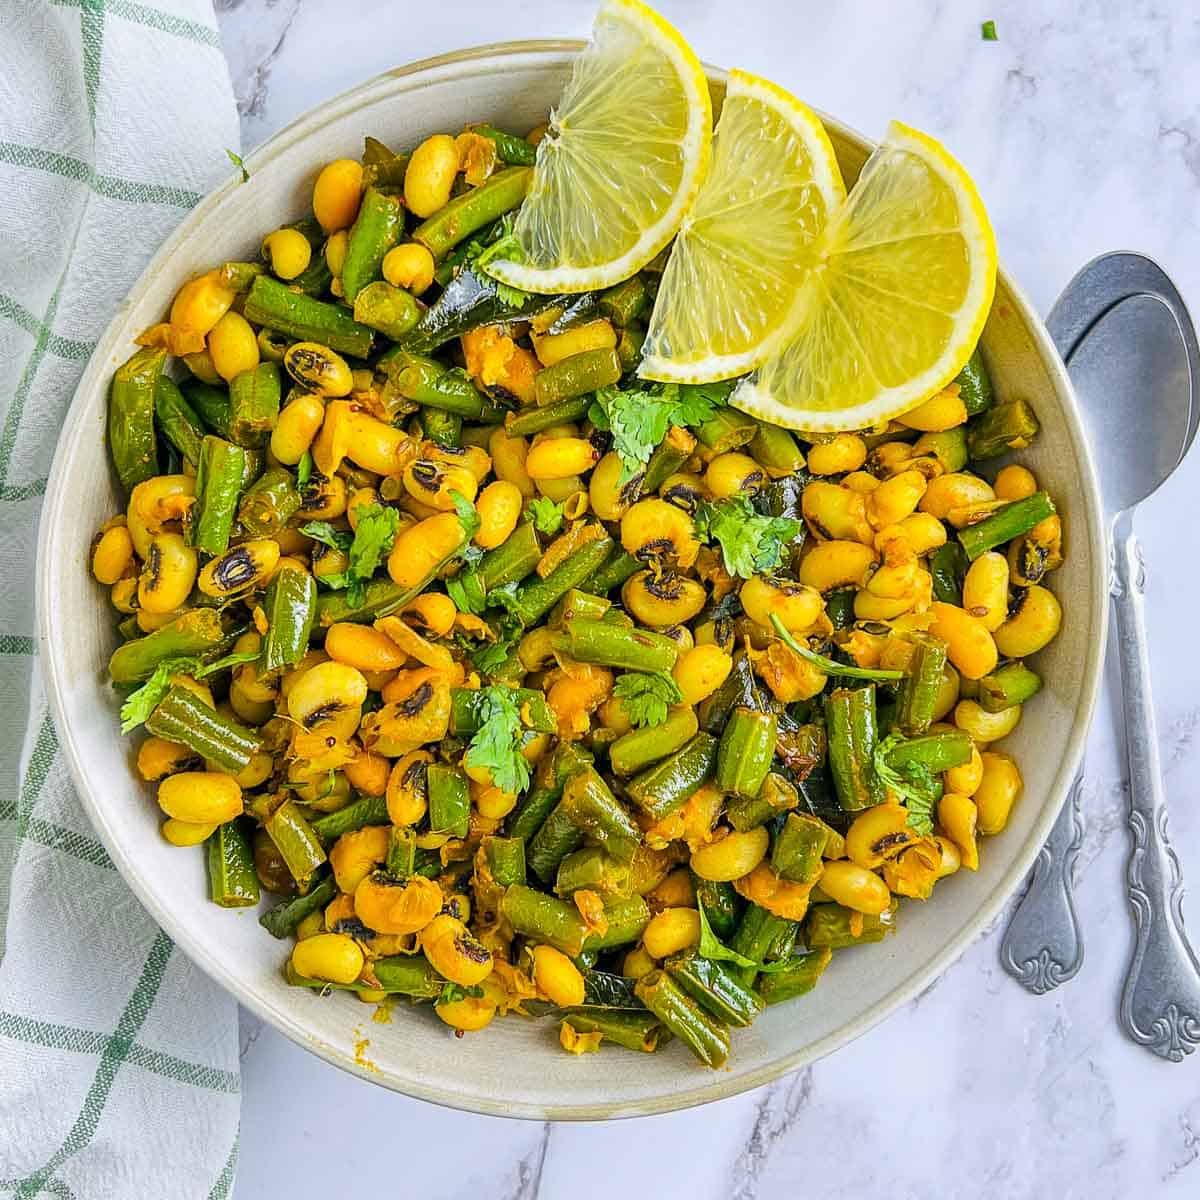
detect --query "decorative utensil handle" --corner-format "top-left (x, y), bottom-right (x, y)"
top-left (1111, 510), bottom-right (1200, 1061)
top-left (1000, 773), bottom-right (1085, 993)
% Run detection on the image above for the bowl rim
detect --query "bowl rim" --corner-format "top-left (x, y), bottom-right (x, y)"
top-left (35, 39), bottom-right (1109, 1120)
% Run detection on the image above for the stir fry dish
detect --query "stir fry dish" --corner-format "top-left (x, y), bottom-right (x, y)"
top-left (91, 0), bottom-right (1063, 1067)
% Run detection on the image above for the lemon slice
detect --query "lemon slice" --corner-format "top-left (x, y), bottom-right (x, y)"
top-left (638, 70), bottom-right (845, 383)
top-left (733, 121), bottom-right (997, 432)
top-left (484, 0), bottom-right (711, 295)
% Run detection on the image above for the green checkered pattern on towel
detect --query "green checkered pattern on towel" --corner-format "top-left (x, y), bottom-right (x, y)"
top-left (0, 3), bottom-right (243, 1196)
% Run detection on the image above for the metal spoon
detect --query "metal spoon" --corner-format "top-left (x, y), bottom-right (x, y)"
top-left (1003, 252), bottom-right (1200, 1060)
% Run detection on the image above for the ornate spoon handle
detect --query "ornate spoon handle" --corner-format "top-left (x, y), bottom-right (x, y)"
top-left (1112, 510), bottom-right (1200, 1061)
top-left (999, 772), bottom-right (1085, 993)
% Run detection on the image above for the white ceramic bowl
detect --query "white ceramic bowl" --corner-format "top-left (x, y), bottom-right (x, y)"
top-left (37, 42), bottom-right (1107, 1119)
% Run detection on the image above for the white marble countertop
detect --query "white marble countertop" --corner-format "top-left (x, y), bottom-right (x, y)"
top-left (215, 2), bottom-right (1200, 1195)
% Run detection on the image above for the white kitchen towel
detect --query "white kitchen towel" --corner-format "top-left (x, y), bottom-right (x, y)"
top-left (0, 3), bottom-right (244, 1196)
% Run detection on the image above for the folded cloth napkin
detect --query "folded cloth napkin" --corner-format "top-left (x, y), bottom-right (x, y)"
top-left (0, 3), bottom-right (245, 1196)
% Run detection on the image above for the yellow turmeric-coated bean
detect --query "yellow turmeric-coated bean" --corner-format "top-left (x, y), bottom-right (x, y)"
top-left (207, 310), bottom-right (260, 382)
top-left (157, 771), bottom-right (242, 824)
top-left (170, 270), bottom-right (235, 343)
top-left (672, 644), bottom-right (732, 706)
top-left (325, 623), bottom-right (408, 672)
top-left (292, 932), bottom-right (365, 984)
top-left (641, 908), bottom-right (701, 959)
top-left (344, 744), bottom-right (390, 796)
top-left (137, 737), bottom-right (197, 781)
top-left (405, 134), bottom-right (460, 218)
top-left (934, 836), bottom-right (962, 878)
top-left (382, 242), bottom-right (435, 294)
top-left (525, 437), bottom-right (601, 481)
top-left (646, 867), bottom-right (696, 909)
top-left (435, 994), bottom-right (498, 1032)
top-left (622, 571), bottom-right (706, 628)
top-left (896, 512), bottom-right (947, 555)
top-left (472, 480), bottom-right (523, 550)
top-left (111, 576), bottom-right (138, 613)
top-left (928, 601), bottom-right (998, 680)
top-left (802, 482), bottom-right (873, 544)
top-left (690, 827), bottom-right (770, 882)
top-left (807, 434), bottom-right (868, 476)
top-left (994, 585), bottom-right (1062, 657)
top-left (994, 464), bottom-right (1038, 501)
top-left (92, 524), bottom-right (134, 585)
top-left (817, 860), bottom-right (891, 915)
top-left (488, 427), bottom-right (535, 499)
top-left (897, 386), bottom-right (968, 432)
top-left (313, 158), bottom-right (363, 233)
top-left (954, 698), bottom-right (1022, 744)
top-left (620, 498), bottom-right (699, 568)
top-left (867, 469), bottom-right (928, 529)
top-left (402, 458), bottom-right (478, 511)
top-left (944, 742), bottom-right (984, 796)
top-left (261, 227), bottom-right (312, 281)
top-left (937, 792), bottom-right (979, 869)
top-left (931, 664), bottom-right (961, 723)
top-left (329, 825), bottom-right (391, 895)
top-left (284, 342), bottom-right (353, 398)
top-left (798, 540), bottom-right (876, 591)
top-left (975, 752), bottom-right (1023, 835)
top-left (623, 945), bottom-right (657, 980)
top-left (386, 750), bottom-right (432, 826)
top-left (739, 575), bottom-right (823, 633)
top-left (962, 551), bottom-right (1010, 632)
top-left (160, 818), bottom-right (218, 847)
top-left (588, 451), bottom-right (635, 522)
top-left (531, 945), bottom-right (586, 1006)
top-left (127, 474), bottom-right (195, 558)
top-left (705, 452), bottom-right (764, 498)
top-left (420, 913), bottom-right (493, 986)
top-left (844, 804), bottom-right (921, 869)
top-left (286, 661), bottom-right (368, 740)
top-left (270, 393), bottom-right (325, 465)
top-left (138, 532), bottom-right (197, 614)
top-left (388, 512), bottom-right (465, 588)
top-left (198, 538), bottom-right (280, 597)
top-left (533, 319), bottom-right (617, 367)
top-left (403, 592), bottom-right (457, 638)
top-left (323, 229), bottom-right (349, 277)
top-left (920, 472), bottom-right (995, 520)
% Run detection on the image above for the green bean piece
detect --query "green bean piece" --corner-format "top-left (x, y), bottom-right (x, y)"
top-left (505, 394), bottom-right (592, 436)
top-left (527, 800), bottom-right (585, 883)
top-left (310, 794), bottom-right (389, 844)
top-left (533, 347), bottom-right (623, 407)
top-left (507, 771), bottom-right (563, 845)
top-left (559, 617), bottom-right (678, 674)
top-left (371, 955), bottom-right (446, 998)
top-left (228, 362), bottom-right (281, 449)
top-left (635, 971), bottom-right (729, 1068)
top-left (913, 427), bottom-right (968, 473)
top-left (109, 346), bottom-right (163, 493)
top-left (353, 281), bottom-right (423, 340)
top-left (258, 567), bottom-right (317, 673)
top-left (501, 884), bottom-right (589, 955)
top-left (626, 732), bottom-right (719, 822)
top-left (954, 346), bottom-right (994, 416)
top-left (692, 877), bottom-right (742, 940)
top-left (730, 904), bottom-right (798, 986)
top-left (560, 1008), bottom-right (666, 1053)
top-left (979, 661), bottom-right (1043, 713)
top-left (421, 406), bottom-right (463, 449)
top-left (665, 949), bottom-right (764, 1028)
top-left (615, 323), bottom-right (646, 372)
top-left (771, 813), bottom-right (830, 884)
top-left (145, 685), bottom-right (261, 774)
top-left (207, 820), bottom-right (260, 908)
top-left (153, 375), bottom-right (205, 468)
top-left (582, 547), bottom-right (641, 597)
top-left (259, 874), bottom-right (336, 938)
top-left (108, 609), bottom-right (224, 684)
top-left (239, 465), bottom-right (301, 536)
top-left (806, 900), bottom-right (898, 949)
top-left (967, 397), bottom-right (1040, 460)
top-left (609, 707), bottom-right (699, 778)
top-left (726, 771), bottom-right (799, 832)
top-left (716, 707), bottom-right (777, 799)
top-left (756, 947), bottom-right (833, 1004)
top-left (483, 836), bottom-right (527, 887)
top-left (256, 326), bottom-right (289, 362)
top-left (182, 380), bottom-right (233, 438)
top-left (826, 686), bottom-right (884, 812)
top-left (550, 588), bottom-right (611, 627)
top-left (750, 422), bottom-right (806, 477)
top-left (555, 847), bottom-right (630, 896)
top-left (341, 187), bottom-right (403, 302)
top-left (958, 491), bottom-right (1055, 560)
top-left (598, 275), bottom-right (649, 326)
top-left (929, 540), bottom-right (968, 605)
top-left (582, 895), bottom-right (651, 952)
top-left (427, 764), bottom-right (470, 838)
top-left (886, 730), bottom-right (973, 774)
top-left (694, 407), bottom-right (758, 453)
top-left (189, 435), bottom-right (250, 556)
top-left (413, 166), bottom-right (532, 259)
top-left (509, 534), bottom-right (615, 625)
top-left (217, 261), bottom-right (264, 293)
top-left (639, 426), bottom-right (695, 496)
top-left (560, 766), bottom-right (641, 863)
top-left (894, 634), bottom-right (949, 736)
top-left (264, 798), bottom-right (327, 886)
top-left (381, 350), bottom-right (491, 418)
top-left (448, 687), bottom-right (556, 736)
top-left (476, 522), bottom-right (540, 592)
top-left (243, 275), bottom-right (373, 359)
top-left (471, 124), bottom-right (537, 167)
top-left (386, 826), bottom-right (419, 879)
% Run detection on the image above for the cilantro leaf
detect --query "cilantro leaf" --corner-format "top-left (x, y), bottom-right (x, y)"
top-left (474, 217), bottom-right (532, 307)
top-left (225, 148), bottom-right (250, 183)
top-left (612, 671), bottom-right (683, 728)
top-left (981, 19), bottom-right (998, 40)
top-left (297, 450), bottom-right (313, 486)
top-left (873, 732), bottom-right (939, 835)
top-left (195, 649), bottom-right (260, 678)
top-left (527, 496), bottom-right (566, 535)
top-left (303, 506), bottom-right (399, 607)
top-left (692, 496), bottom-right (804, 579)
top-left (437, 982), bottom-right (484, 1006)
top-left (117, 648), bottom-right (260, 733)
top-left (464, 686), bottom-right (532, 794)
top-left (696, 901), bottom-right (793, 973)
top-left (450, 489), bottom-right (481, 543)
top-left (672, 379), bottom-right (733, 427)
top-left (300, 521), bottom-right (352, 553)
top-left (591, 384), bottom-right (677, 483)
top-left (446, 569), bottom-right (487, 616)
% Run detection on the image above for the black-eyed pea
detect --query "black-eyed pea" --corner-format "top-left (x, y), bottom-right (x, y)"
top-left (672, 644), bottom-right (733, 706)
top-left (488, 427), bottom-right (535, 499)
top-left (344, 744), bottom-right (390, 796)
top-left (136, 737), bottom-right (199, 782)
top-left (402, 593), bottom-right (457, 638)
top-left (474, 480), bottom-right (522, 549)
top-left (641, 908), bottom-right (701, 959)
top-left (954, 698), bottom-right (1021, 744)
top-left (933, 836), bottom-right (962, 878)
top-left (532, 318), bottom-right (616, 367)
top-left (388, 512), bottom-right (466, 589)
top-left (657, 471), bottom-right (705, 512)
top-left (817, 860), bottom-right (891, 915)
top-left (386, 750), bottom-right (432, 826)
top-left (207, 310), bottom-right (260, 382)
top-left (292, 932), bottom-right (364, 984)
top-left (690, 827), bottom-right (769, 882)
top-left (420, 913), bottom-right (493, 986)
top-left (286, 660), bottom-right (368, 740)
top-left (961, 551), bottom-right (1010, 632)
top-left (127, 474), bottom-right (195, 558)
top-left (92, 521), bottom-right (134, 585)
top-left (806, 433), bottom-right (867, 476)
top-left (797, 540), bottom-right (876, 592)
top-left (620, 497), bottom-right (700, 567)
top-left (844, 803), bottom-right (922, 869)
top-left (896, 512), bottom-right (947, 555)
top-left (896, 386), bottom-right (968, 432)
top-left (157, 771), bottom-right (242, 824)
top-left (975, 752), bottom-right (1023, 835)
top-left (435, 992), bottom-right (498, 1032)
top-left (622, 571), bottom-right (706, 628)
top-left (284, 342), bottom-right (353, 397)
top-left (472, 777), bottom-right (518, 821)
top-left (136, 608), bottom-right (183, 633)
top-left (995, 585), bottom-right (1062, 657)
top-left (382, 243), bottom-right (435, 295)
top-left (871, 441), bottom-right (915, 476)
top-left (345, 486), bottom-right (378, 531)
top-left (169, 270), bottom-right (235, 344)
top-left (313, 159), bottom-right (364, 233)
top-left (297, 471), bottom-right (348, 521)
top-left (525, 437), bottom-right (601, 481)
top-left (160, 818), bottom-right (218, 847)
top-left (622, 945), bottom-right (656, 980)
top-left (198, 538), bottom-right (280, 597)
top-left (138, 533), bottom-right (197, 614)
top-left (405, 134), bottom-right (460, 218)
top-left (930, 664), bottom-right (962, 723)
top-left (270, 392), bottom-right (325, 465)
top-left (531, 944), bottom-right (586, 1006)
top-left (425, 441), bottom-right (491, 483)
top-left (740, 575), bottom-right (823, 632)
top-left (994, 464), bottom-right (1038, 501)
top-left (705, 452), bottom-right (764, 498)
top-left (325, 622), bottom-right (407, 672)
top-left (867, 469), bottom-right (928, 528)
top-left (232, 750), bottom-right (274, 790)
top-left (842, 470), bottom-right (880, 495)
top-left (111, 576), bottom-right (139, 613)
top-left (919, 472), bottom-right (995, 520)
top-left (928, 601), bottom-right (998, 680)
top-left (324, 229), bottom-right (349, 276)
top-left (329, 825), bottom-right (391, 894)
top-left (261, 227), bottom-right (312, 281)
top-left (937, 792), bottom-right (979, 869)
top-left (802, 481), bottom-right (873, 543)
top-left (589, 450), bottom-right (638, 522)
top-left (944, 742), bottom-right (984, 796)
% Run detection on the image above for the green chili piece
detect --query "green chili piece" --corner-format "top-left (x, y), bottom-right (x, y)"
top-left (310, 795), bottom-right (389, 844)
top-left (806, 900), bottom-right (898, 949)
top-left (756, 947), bottom-right (833, 1004)
top-left (500, 884), bottom-right (589, 956)
top-left (353, 281), bottom-right (423, 340)
top-left (264, 799), bottom-right (327, 886)
top-left (182, 380), bottom-right (233, 438)
top-left (726, 771), bottom-right (799, 833)
top-left (471, 124), bottom-right (537, 167)
top-left (967, 397), bottom-right (1040, 460)
top-left (421, 407), bottom-right (464, 449)
top-left (228, 362), bottom-right (281, 448)
top-left (694, 408), bottom-right (758, 453)
top-left (626, 732), bottom-right (718, 822)
top-left (826, 686), bottom-right (884, 812)
top-left (560, 765), bottom-right (641, 863)
top-left (153, 375), bottom-right (205, 468)
top-left (958, 491), bottom-right (1056, 560)
top-left (239, 465), bottom-right (301, 536)
top-left (598, 275), bottom-right (649, 326)
top-left (527, 800), bottom-right (585, 883)
top-left (895, 634), bottom-right (949, 736)
top-left (665, 949), bottom-right (764, 1028)
top-left (559, 617), bottom-right (679, 674)
top-left (259, 567), bottom-right (317, 673)
top-left (483, 836), bottom-right (527, 887)
top-left (609, 707), bottom-right (699, 778)
top-left (427, 764), bottom-right (470, 838)
top-left (560, 1008), bottom-right (666, 1053)
top-left (954, 346), bottom-right (994, 415)
top-left (692, 877), bottom-right (742, 941)
top-left (382, 350), bottom-right (490, 418)
top-left (505, 394), bottom-right (592, 436)
top-left (770, 813), bottom-right (830, 884)
top-left (259, 875), bottom-right (336, 938)
top-left (582, 895), bottom-right (651, 952)
top-left (509, 534), bottom-right (615, 625)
